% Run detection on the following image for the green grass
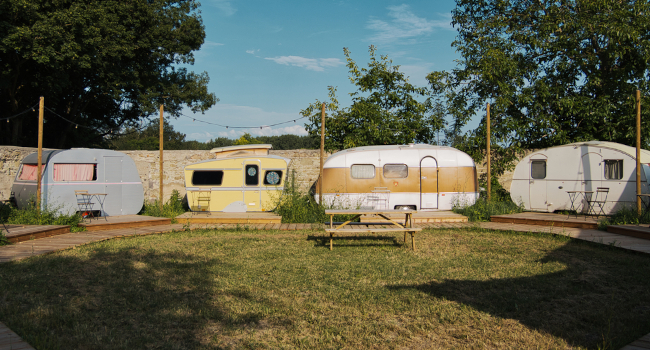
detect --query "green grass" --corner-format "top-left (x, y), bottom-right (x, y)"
top-left (139, 190), bottom-right (187, 222)
top-left (274, 170), bottom-right (357, 224)
top-left (0, 202), bottom-right (84, 238)
top-left (598, 206), bottom-right (650, 230)
top-left (453, 197), bottom-right (524, 222)
top-left (1, 227), bottom-right (649, 349)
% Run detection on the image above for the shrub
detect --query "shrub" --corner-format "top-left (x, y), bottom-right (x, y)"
top-left (597, 206), bottom-right (650, 230)
top-left (453, 197), bottom-right (524, 222)
top-left (273, 171), bottom-right (358, 224)
top-left (0, 201), bottom-right (84, 235)
top-left (140, 190), bottom-right (187, 221)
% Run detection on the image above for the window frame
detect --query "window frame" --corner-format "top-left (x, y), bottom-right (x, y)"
top-left (191, 170), bottom-right (225, 186)
top-left (604, 159), bottom-right (623, 180)
top-left (383, 164), bottom-right (408, 178)
top-left (350, 164), bottom-right (376, 179)
top-left (263, 170), bottom-right (283, 186)
top-left (530, 160), bottom-right (546, 179)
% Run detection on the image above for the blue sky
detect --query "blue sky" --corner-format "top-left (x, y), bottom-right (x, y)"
top-left (173, 0), bottom-right (461, 142)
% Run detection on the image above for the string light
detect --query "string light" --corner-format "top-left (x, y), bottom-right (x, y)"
top-left (179, 113), bottom-right (308, 129)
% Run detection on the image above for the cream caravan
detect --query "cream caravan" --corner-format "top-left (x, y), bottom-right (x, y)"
top-left (183, 144), bottom-right (290, 212)
top-left (317, 144), bottom-right (479, 210)
top-left (510, 141), bottom-right (650, 214)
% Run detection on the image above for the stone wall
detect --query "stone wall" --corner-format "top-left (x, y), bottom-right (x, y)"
top-left (0, 146), bottom-right (329, 202)
top-left (0, 146), bottom-right (527, 202)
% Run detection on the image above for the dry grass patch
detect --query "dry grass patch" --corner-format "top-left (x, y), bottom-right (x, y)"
top-left (0, 227), bottom-right (649, 349)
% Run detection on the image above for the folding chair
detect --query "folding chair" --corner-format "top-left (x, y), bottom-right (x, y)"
top-left (75, 190), bottom-right (95, 221)
top-left (587, 187), bottom-right (609, 218)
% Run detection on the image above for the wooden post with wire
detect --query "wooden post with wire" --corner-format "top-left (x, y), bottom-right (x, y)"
top-left (36, 96), bottom-right (44, 211)
top-left (319, 103), bottom-right (325, 205)
top-left (637, 90), bottom-right (642, 216)
top-left (159, 104), bottom-right (164, 211)
top-left (486, 103), bottom-right (491, 202)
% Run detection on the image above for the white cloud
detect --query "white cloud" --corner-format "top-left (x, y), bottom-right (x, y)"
top-left (367, 5), bottom-right (452, 44)
top-left (264, 55), bottom-right (344, 71)
top-left (246, 49), bottom-right (260, 55)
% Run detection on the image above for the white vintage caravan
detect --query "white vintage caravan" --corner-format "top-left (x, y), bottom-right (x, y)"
top-left (11, 149), bottom-right (144, 216)
top-left (183, 144), bottom-right (290, 212)
top-left (510, 141), bottom-right (650, 214)
top-left (317, 144), bottom-right (479, 210)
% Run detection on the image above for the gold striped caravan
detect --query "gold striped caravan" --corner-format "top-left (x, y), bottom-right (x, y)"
top-left (183, 144), bottom-right (290, 212)
top-left (316, 144), bottom-right (479, 210)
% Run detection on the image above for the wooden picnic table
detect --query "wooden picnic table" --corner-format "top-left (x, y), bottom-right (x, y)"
top-left (324, 209), bottom-right (421, 251)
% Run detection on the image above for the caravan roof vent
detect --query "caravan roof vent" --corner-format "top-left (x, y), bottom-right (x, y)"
top-left (210, 144), bottom-right (273, 159)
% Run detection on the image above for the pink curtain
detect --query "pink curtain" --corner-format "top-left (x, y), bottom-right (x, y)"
top-left (18, 164), bottom-right (45, 181)
top-left (53, 164), bottom-right (94, 181)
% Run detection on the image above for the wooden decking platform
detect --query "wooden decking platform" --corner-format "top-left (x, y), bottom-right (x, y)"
top-left (1, 224), bottom-right (70, 243)
top-left (0, 321), bottom-right (35, 350)
top-left (359, 210), bottom-right (468, 224)
top-left (491, 212), bottom-right (600, 229)
top-left (176, 211), bottom-right (282, 224)
top-left (78, 215), bottom-right (171, 232)
top-left (608, 224), bottom-right (650, 241)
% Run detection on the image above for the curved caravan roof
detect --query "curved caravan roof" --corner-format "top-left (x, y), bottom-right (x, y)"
top-left (562, 141), bottom-right (650, 162)
top-left (324, 144), bottom-right (476, 168)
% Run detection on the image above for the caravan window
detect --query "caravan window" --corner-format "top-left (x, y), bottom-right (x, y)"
top-left (53, 164), bottom-right (97, 181)
top-left (192, 171), bottom-right (224, 186)
top-left (604, 160), bottom-right (623, 179)
top-left (17, 164), bottom-right (45, 181)
top-left (531, 160), bottom-right (546, 179)
top-left (263, 170), bottom-right (283, 185)
top-left (245, 164), bottom-right (259, 186)
top-left (383, 164), bottom-right (408, 178)
top-left (351, 164), bottom-right (375, 179)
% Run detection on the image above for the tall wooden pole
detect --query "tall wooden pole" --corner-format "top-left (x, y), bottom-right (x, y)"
top-left (159, 104), bottom-right (164, 211)
top-left (319, 103), bottom-right (325, 204)
top-left (637, 90), bottom-right (642, 216)
top-left (486, 103), bottom-right (491, 201)
top-left (36, 96), bottom-right (44, 211)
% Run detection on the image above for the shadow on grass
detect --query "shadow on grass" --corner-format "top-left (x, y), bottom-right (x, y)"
top-left (307, 234), bottom-right (405, 249)
top-left (388, 240), bottom-right (650, 349)
top-left (0, 247), bottom-right (274, 349)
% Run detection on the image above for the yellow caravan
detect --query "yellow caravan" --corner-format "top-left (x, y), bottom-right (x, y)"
top-left (183, 144), bottom-right (290, 212)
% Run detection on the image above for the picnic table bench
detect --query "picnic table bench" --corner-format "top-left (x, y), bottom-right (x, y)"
top-left (324, 209), bottom-right (422, 251)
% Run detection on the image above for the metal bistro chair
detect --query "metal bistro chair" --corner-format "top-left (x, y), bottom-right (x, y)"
top-left (75, 190), bottom-right (95, 221)
top-left (587, 187), bottom-right (609, 219)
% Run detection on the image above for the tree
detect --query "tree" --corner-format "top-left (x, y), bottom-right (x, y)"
top-left (302, 46), bottom-right (444, 151)
top-left (0, 0), bottom-right (217, 148)
top-left (108, 119), bottom-right (187, 150)
top-left (428, 0), bottom-right (650, 176)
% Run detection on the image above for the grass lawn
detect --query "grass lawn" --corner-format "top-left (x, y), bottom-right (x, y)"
top-left (1, 227), bottom-right (650, 349)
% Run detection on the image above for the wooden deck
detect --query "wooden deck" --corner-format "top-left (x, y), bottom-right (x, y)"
top-left (490, 212), bottom-right (600, 229)
top-left (176, 211), bottom-right (282, 224)
top-left (78, 215), bottom-right (171, 232)
top-left (1, 224), bottom-right (70, 243)
top-left (0, 321), bottom-right (35, 350)
top-left (607, 224), bottom-right (650, 241)
top-left (359, 210), bottom-right (468, 223)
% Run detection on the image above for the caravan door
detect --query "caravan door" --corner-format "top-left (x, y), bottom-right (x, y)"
top-left (243, 160), bottom-right (262, 211)
top-left (420, 157), bottom-right (438, 209)
top-left (104, 156), bottom-right (123, 216)
top-left (580, 152), bottom-right (603, 193)
top-left (529, 158), bottom-right (547, 210)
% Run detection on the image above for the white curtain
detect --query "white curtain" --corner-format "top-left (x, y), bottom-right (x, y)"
top-left (18, 164), bottom-right (45, 181)
top-left (53, 164), bottom-right (94, 181)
